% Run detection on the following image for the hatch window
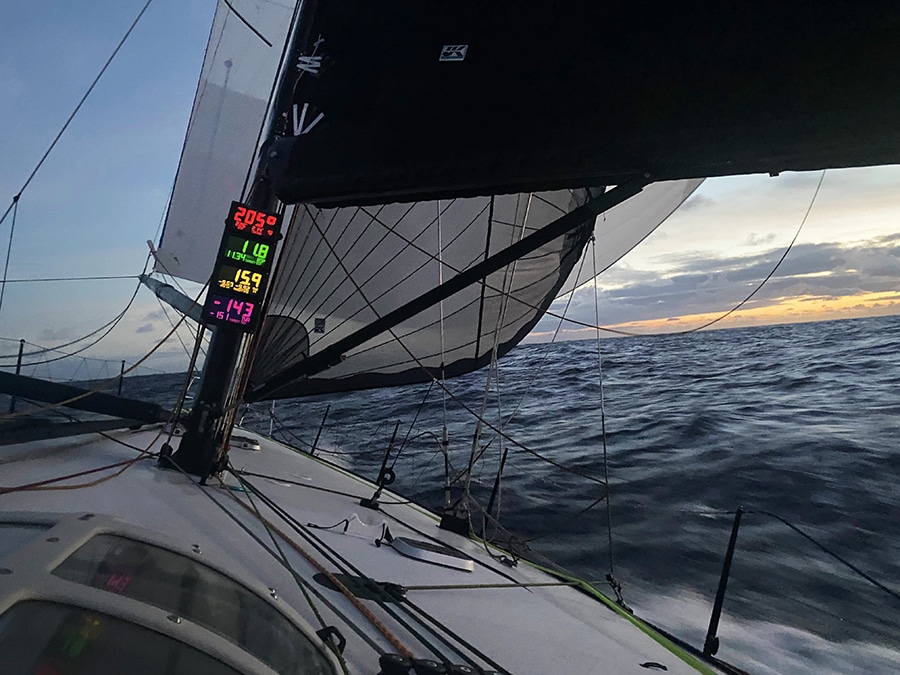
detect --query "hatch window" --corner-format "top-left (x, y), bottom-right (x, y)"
top-left (53, 534), bottom-right (335, 674)
top-left (0, 600), bottom-right (240, 674)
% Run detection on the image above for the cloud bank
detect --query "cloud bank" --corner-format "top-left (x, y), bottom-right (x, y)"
top-left (532, 233), bottom-right (900, 340)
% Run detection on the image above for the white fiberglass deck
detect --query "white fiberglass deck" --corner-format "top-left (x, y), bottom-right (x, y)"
top-left (0, 426), bottom-right (719, 674)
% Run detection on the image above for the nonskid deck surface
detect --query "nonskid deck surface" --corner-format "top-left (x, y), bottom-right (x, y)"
top-left (0, 426), bottom-right (717, 674)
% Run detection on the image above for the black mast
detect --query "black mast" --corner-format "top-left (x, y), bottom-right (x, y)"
top-left (169, 0), bottom-right (311, 477)
top-left (170, 180), bottom-right (280, 477)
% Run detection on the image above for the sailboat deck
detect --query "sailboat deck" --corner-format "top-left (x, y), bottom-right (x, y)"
top-left (1, 426), bottom-right (718, 674)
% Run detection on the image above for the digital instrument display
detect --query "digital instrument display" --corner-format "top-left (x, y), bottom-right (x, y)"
top-left (214, 263), bottom-right (266, 296)
top-left (203, 200), bottom-right (282, 333)
top-left (223, 235), bottom-right (271, 267)
top-left (205, 294), bottom-right (257, 327)
top-left (226, 201), bottom-right (283, 241)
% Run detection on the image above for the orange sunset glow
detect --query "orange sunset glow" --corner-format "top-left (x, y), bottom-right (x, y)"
top-left (531, 291), bottom-right (900, 342)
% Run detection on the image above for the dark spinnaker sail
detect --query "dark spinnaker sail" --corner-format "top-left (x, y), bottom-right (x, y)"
top-left (268, 1), bottom-right (900, 207)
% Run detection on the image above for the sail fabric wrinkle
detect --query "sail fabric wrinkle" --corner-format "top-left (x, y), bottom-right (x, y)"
top-left (556, 178), bottom-right (704, 298)
top-left (250, 190), bottom-right (598, 398)
top-left (154, 1), bottom-right (292, 284)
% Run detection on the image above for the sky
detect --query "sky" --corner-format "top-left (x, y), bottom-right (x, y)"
top-left (1, 1), bottom-right (899, 378)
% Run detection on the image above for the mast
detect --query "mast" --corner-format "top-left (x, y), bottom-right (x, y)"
top-left (169, 180), bottom-right (280, 477)
top-left (169, 1), bottom-right (306, 477)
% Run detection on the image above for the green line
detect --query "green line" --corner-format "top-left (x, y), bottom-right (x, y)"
top-left (524, 561), bottom-right (719, 675)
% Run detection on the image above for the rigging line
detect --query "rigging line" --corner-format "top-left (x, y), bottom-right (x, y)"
top-left (294, 200), bottom-right (438, 344)
top-left (309, 196), bottom-right (564, 354)
top-left (437, 199), bottom-right (449, 439)
top-left (232, 485), bottom-right (351, 675)
top-left (2, 276), bottom-right (145, 366)
top-left (404, 580), bottom-right (602, 591)
top-left (389, 597), bottom-right (510, 674)
top-left (161, 332), bottom-right (204, 462)
top-left (0, 283), bottom-right (204, 421)
top-left (390, 380), bottom-right (435, 470)
top-left (227, 467), bottom-right (341, 658)
top-left (297, 201), bottom-right (485, 354)
top-left (234, 468), bottom-right (391, 502)
top-left (0, 198), bottom-right (18, 314)
top-left (0, 450), bottom-right (155, 495)
top-left (0, 457), bottom-right (154, 494)
top-left (434, 377), bottom-right (607, 485)
top-left (494, 494), bottom-right (608, 545)
top-left (500, 226), bottom-right (593, 427)
top-left (473, 195), bottom-right (495, 360)
top-left (233, 475), bottom-right (484, 665)
top-left (466, 194), bottom-right (533, 500)
top-left (670, 169), bottom-right (826, 335)
top-left (294, 204), bottom-right (404, 330)
top-left (473, 193), bottom-right (537, 514)
top-left (226, 473), bottom-right (434, 661)
top-left (221, 0), bottom-right (273, 46)
top-left (546, 171), bottom-right (828, 338)
top-left (304, 199), bottom-right (480, 335)
top-left (0, 0), bottom-right (155, 232)
top-left (160, 460), bottom-right (387, 660)
top-left (591, 236), bottom-right (617, 579)
top-left (437, 199), bottom-right (446, 373)
top-left (0, 275), bottom-right (138, 284)
top-left (746, 510), bottom-right (900, 605)
top-left (155, 296), bottom-right (195, 362)
top-left (2, 254), bottom-right (151, 360)
top-left (46, 405), bottom-right (170, 455)
top-left (234, 475), bottom-right (491, 669)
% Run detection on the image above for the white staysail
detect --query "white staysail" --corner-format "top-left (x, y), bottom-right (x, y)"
top-left (153, 1), bottom-right (293, 284)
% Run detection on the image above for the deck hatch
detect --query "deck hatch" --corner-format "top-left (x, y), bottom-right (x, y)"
top-left (52, 534), bottom-right (336, 674)
top-left (0, 600), bottom-right (240, 674)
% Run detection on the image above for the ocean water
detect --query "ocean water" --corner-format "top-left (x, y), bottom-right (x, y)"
top-left (137, 315), bottom-right (900, 674)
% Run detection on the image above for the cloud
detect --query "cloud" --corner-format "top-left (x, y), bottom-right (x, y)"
top-left (38, 327), bottom-right (74, 341)
top-left (135, 323), bottom-right (155, 334)
top-left (680, 194), bottom-right (715, 211)
top-left (744, 232), bottom-right (778, 246)
top-left (536, 234), bottom-right (900, 335)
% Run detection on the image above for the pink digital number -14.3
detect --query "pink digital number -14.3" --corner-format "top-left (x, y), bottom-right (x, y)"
top-left (226, 298), bottom-right (254, 324)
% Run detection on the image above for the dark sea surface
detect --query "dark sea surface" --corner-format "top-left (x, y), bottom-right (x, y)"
top-left (133, 315), bottom-right (900, 674)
